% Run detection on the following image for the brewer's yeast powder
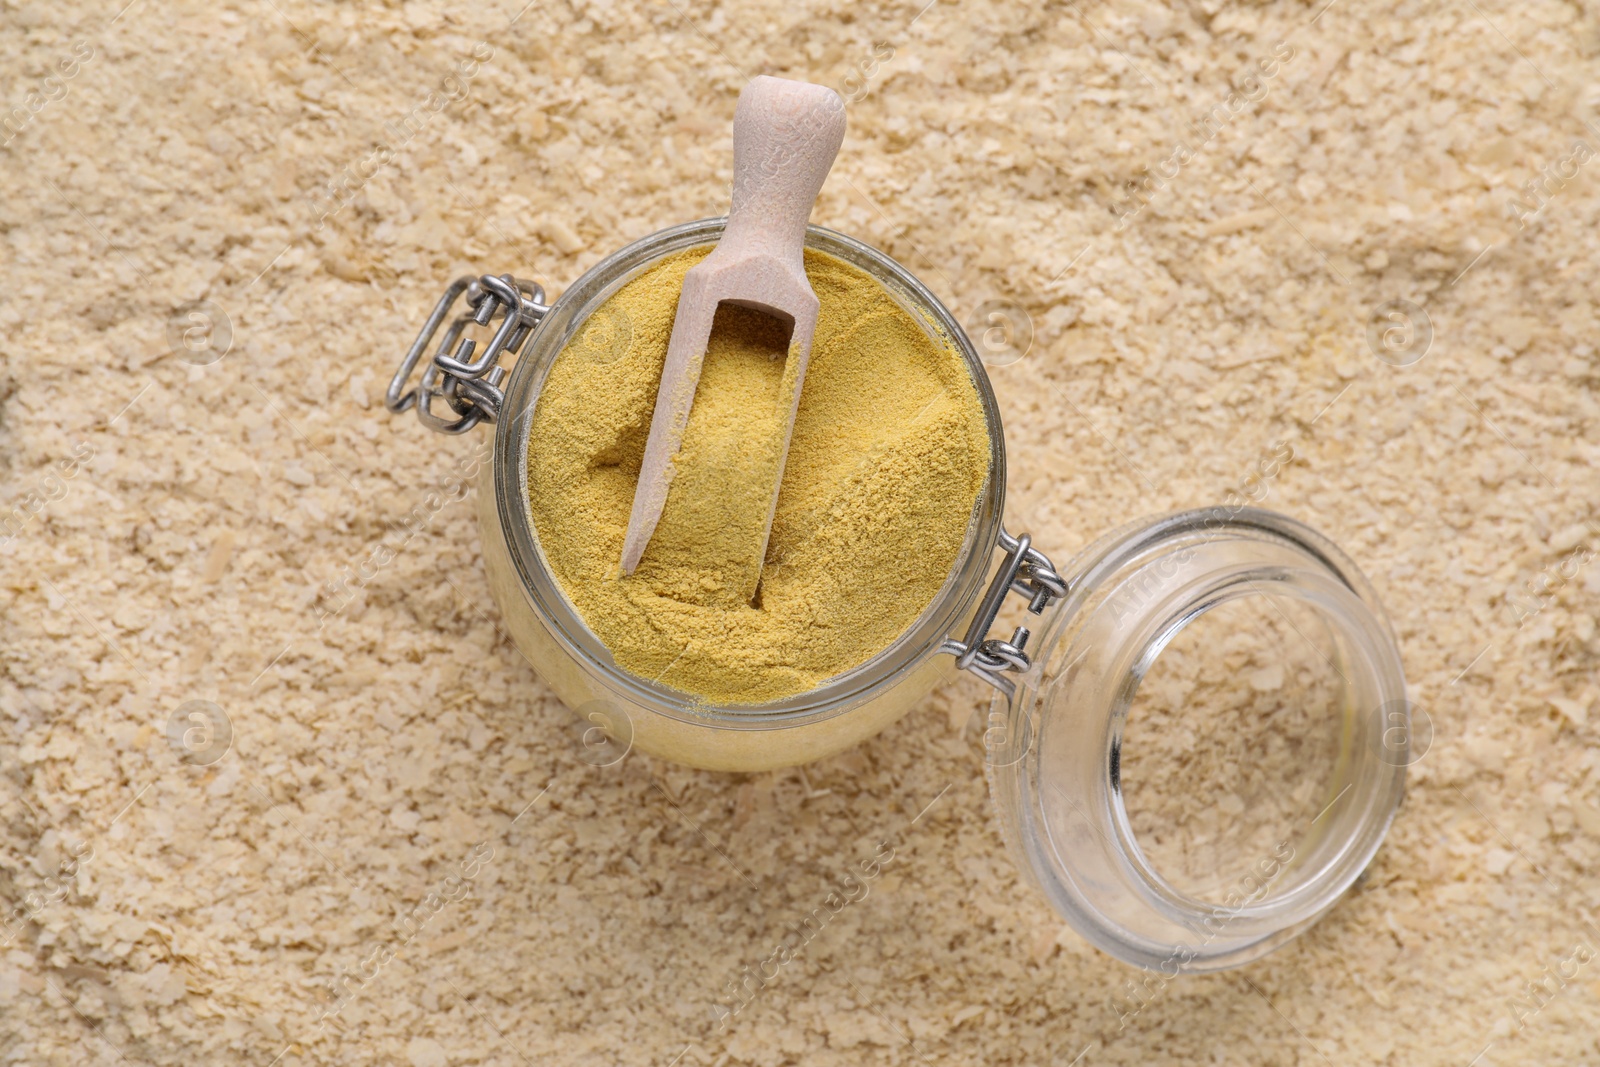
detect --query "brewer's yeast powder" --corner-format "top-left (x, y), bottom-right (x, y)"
top-left (526, 246), bottom-right (990, 704)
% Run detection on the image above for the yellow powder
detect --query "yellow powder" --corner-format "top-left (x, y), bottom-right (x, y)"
top-left (526, 246), bottom-right (991, 705)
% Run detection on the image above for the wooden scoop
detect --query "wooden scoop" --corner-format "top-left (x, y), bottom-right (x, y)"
top-left (620, 76), bottom-right (847, 578)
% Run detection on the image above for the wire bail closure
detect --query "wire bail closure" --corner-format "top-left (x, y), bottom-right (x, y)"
top-left (942, 527), bottom-right (1069, 696)
top-left (387, 273), bottom-right (549, 435)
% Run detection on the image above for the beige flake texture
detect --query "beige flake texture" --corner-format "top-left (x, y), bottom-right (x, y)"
top-left (1, 0), bottom-right (1599, 1065)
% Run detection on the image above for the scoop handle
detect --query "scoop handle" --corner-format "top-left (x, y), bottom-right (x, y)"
top-left (720, 77), bottom-right (847, 266)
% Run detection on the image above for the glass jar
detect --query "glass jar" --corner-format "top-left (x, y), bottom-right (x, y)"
top-left (983, 507), bottom-right (1410, 970)
top-left (385, 218), bottom-right (1411, 971)
top-left (388, 219), bottom-right (1038, 773)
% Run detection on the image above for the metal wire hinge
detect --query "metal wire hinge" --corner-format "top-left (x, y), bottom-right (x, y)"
top-left (942, 528), bottom-right (1069, 697)
top-left (387, 273), bottom-right (549, 435)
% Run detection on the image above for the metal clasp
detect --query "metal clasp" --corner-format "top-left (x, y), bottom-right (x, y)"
top-left (387, 273), bottom-right (549, 435)
top-left (943, 527), bottom-right (1069, 697)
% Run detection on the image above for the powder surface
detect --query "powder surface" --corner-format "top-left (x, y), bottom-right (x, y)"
top-left (526, 246), bottom-right (991, 705)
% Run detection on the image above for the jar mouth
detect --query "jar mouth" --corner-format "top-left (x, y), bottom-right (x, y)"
top-left (989, 508), bottom-right (1408, 972)
top-left (491, 218), bottom-right (1006, 729)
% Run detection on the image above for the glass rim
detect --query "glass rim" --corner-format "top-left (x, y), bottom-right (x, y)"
top-left (990, 507), bottom-right (1409, 971)
top-left (489, 218), bottom-right (1008, 729)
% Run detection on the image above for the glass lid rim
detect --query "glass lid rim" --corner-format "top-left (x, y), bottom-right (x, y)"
top-left (990, 505), bottom-right (1409, 969)
top-left (1106, 569), bottom-right (1402, 915)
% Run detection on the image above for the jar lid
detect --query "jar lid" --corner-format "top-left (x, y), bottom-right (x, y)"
top-left (984, 507), bottom-right (1409, 972)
